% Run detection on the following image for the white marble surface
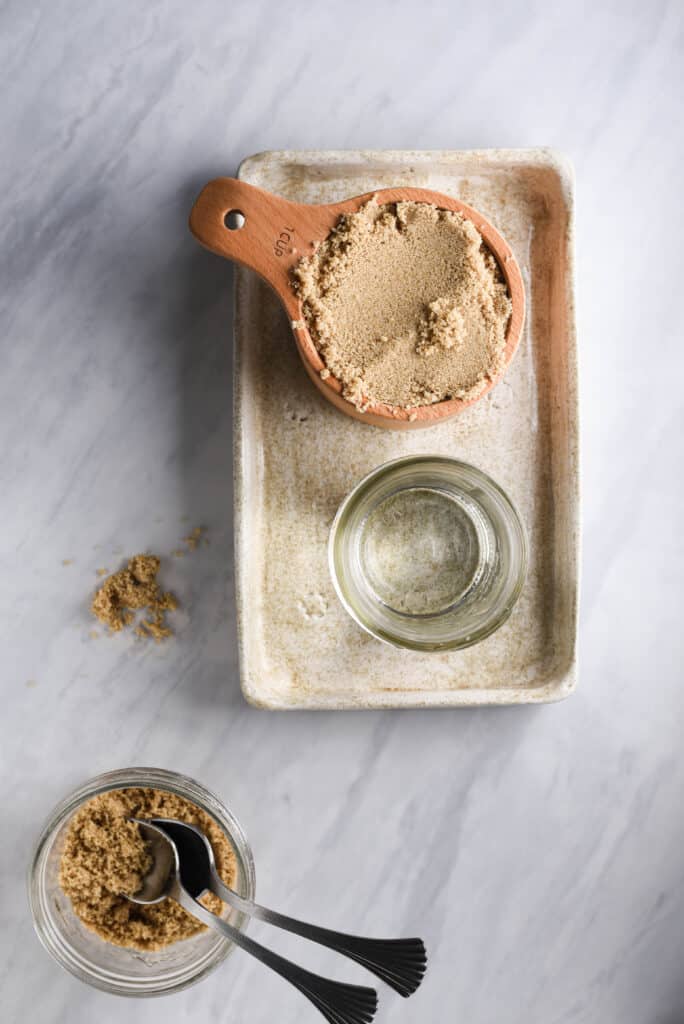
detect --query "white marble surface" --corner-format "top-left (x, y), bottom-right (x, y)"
top-left (1, 1), bottom-right (682, 1021)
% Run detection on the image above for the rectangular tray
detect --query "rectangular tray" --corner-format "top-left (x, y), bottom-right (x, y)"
top-left (234, 149), bottom-right (578, 708)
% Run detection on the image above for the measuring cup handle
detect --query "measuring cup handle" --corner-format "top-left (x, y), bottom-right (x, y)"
top-left (189, 177), bottom-right (307, 306)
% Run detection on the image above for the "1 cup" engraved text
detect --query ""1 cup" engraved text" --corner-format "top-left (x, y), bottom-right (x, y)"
top-left (274, 227), bottom-right (295, 257)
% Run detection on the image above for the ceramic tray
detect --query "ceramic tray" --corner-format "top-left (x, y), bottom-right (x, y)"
top-left (234, 149), bottom-right (578, 709)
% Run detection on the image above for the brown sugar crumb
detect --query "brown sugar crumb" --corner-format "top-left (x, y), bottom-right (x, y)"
top-left (91, 555), bottom-right (177, 641)
top-left (183, 526), bottom-right (205, 550)
top-left (59, 788), bottom-right (238, 951)
top-left (292, 197), bottom-right (511, 410)
top-left (134, 595), bottom-right (176, 642)
top-left (95, 567), bottom-right (109, 577)
top-left (416, 296), bottom-right (468, 355)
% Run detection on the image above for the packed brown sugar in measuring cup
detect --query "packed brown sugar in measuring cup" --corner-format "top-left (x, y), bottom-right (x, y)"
top-left (292, 198), bottom-right (511, 410)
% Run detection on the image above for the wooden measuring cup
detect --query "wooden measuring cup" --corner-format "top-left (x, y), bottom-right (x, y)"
top-left (189, 178), bottom-right (525, 429)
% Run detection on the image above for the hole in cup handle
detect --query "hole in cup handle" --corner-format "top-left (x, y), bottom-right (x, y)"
top-left (224, 210), bottom-right (245, 231)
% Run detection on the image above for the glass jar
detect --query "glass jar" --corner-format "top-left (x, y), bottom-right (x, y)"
top-left (28, 767), bottom-right (255, 997)
top-left (329, 456), bottom-right (527, 652)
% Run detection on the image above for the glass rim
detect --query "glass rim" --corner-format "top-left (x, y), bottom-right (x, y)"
top-left (27, 767), bottom-right (256, 998)
top-left (328, 455), bottom-right (528, 652)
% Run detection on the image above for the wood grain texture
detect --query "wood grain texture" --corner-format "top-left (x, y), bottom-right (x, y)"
top-left (190, 177), bottom-right (525, 429)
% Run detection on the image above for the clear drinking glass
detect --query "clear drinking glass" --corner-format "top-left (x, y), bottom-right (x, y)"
top-left (329, 456), bottom-right (527, 652)
top-left (28, 767), bottom-right (255, 997)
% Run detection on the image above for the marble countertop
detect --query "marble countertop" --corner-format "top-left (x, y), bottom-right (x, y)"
top-left (2, 2), bottom-right (682, 1022)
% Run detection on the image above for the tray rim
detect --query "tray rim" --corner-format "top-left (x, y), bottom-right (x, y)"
top-left (233, 147), bottom-right (579, 709)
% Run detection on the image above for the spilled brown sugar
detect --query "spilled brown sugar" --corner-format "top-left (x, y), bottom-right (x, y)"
top-left (91, 554), bottom-right (177, 641)
top-left (59, 788), bottom-right (237, 950)
top-left (292, 198), bottom-right (511, 410)
top-left (182, 526), bottom-right (205, 550)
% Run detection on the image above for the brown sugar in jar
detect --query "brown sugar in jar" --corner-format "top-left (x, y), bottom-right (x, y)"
top-left (59, 787), bottom-right (238, 951)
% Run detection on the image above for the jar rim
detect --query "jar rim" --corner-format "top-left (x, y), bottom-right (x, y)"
top-left (329, 455), bottom-right (528, 652)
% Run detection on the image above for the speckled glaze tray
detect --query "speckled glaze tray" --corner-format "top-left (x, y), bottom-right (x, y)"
top-left (234, 149), bottom-right (578, 708)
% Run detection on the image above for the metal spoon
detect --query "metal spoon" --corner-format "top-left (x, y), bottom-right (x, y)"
top-left (147, 817), bottom-right (427, 998)
top-left (129, 820), bottom-right (378, 1024)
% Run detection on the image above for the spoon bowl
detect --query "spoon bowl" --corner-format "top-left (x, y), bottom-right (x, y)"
top-left (190, 177), bottom-right (525, 429)
top-left (128, 819), bottom-right (178, 904)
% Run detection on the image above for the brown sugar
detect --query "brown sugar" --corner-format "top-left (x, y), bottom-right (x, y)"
top-left (292, 198), bottom-right (511, 410)
top-left (91, 554), bottom-right (177, 641)
top-left (59, 788), bottom-right (238, 950)
top-left (182, 526), bottom-right (206, 550)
